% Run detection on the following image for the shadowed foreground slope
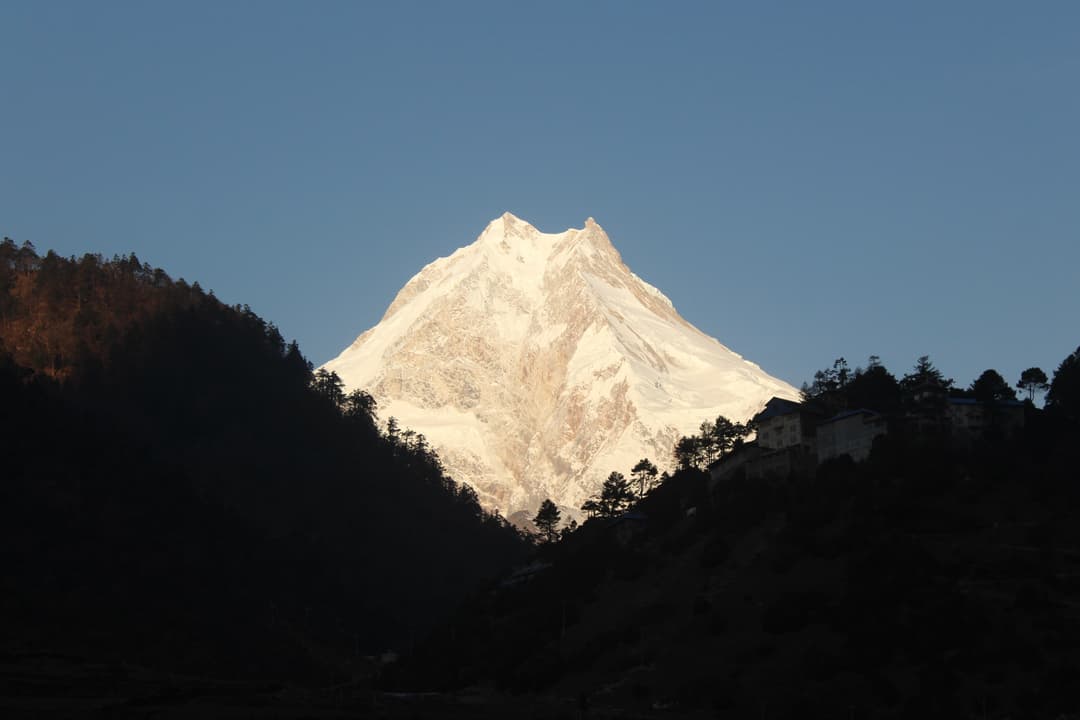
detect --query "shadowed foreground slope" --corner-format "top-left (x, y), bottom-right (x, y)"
top-left (392, 402), bottom-right (1080, 718)
top-left (0, 240), bottom-right (526, 692)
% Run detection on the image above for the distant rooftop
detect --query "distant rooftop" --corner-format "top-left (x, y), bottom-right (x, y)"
top-left (755, 397), bottom-right (805, 422)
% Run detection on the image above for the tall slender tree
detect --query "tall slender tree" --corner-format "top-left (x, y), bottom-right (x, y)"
top-left (533, 499), bottom-right (562, 543)
top-left (1017, 367), bottom-right (1050, 404)
top-left (630, 458), bottom-right (659, 498)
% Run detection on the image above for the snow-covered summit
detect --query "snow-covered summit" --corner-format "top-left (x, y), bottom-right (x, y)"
top-left (323, 214), bottom-right (799, 520)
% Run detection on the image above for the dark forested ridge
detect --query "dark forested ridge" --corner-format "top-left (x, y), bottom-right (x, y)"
top-left (389, 354), bottom-right (1080, 719)
top-left (0, 239), bottom-right (525, 688)
top-left (7, 236), bottom-right (1080, 718)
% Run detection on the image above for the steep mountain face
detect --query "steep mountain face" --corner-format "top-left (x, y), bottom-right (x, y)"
top-left (323, 213), bottom-right (798, 518)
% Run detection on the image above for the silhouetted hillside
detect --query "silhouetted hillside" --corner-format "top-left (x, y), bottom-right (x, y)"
top-left (389, 360), bottom-right (1080, 718)
top-left (0, 239), bottom-right (526, 687)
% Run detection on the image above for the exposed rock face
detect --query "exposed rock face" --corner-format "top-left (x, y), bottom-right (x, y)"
top-left (323, 213), bottom-right (799, 519)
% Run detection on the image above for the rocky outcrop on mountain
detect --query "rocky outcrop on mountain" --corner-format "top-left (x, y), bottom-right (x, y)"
top-left (323, 213), bottom-right (798, 518)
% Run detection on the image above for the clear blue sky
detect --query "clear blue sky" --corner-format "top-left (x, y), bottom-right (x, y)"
top-left (2, 1), bottom-right (1077, 392)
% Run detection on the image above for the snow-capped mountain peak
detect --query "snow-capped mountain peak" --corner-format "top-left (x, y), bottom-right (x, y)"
top-left (323, 214), bottom-right (798, 520)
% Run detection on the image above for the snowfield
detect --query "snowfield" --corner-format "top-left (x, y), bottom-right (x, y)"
top-left (323, 213), bottom-right (799, 519)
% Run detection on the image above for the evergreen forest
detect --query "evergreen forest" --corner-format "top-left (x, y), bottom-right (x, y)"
top-left (0, 240), bottom-right (525, 694)
top-left (3, 236), bottom-right (1080, 718)
top-left (387, 357), bottom-right (1080, 718)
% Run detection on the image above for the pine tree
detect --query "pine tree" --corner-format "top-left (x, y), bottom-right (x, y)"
top-left (581, 471), bottom-right (636, 519)
top-left (533, 499), bottom-right (561, 543)
top-left (970, 369), bottom-right (1017, 403)
top-left (599, 472), bottom-right (635, 517)
top-left (900, 355), bottom-right (953, 391)
top-left (1017, 367), bottom-right (1050, 404)
top-left (630, 458), bottom-right (659, 497)
top-left (1047, 347), bottom-right (1080, 419)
